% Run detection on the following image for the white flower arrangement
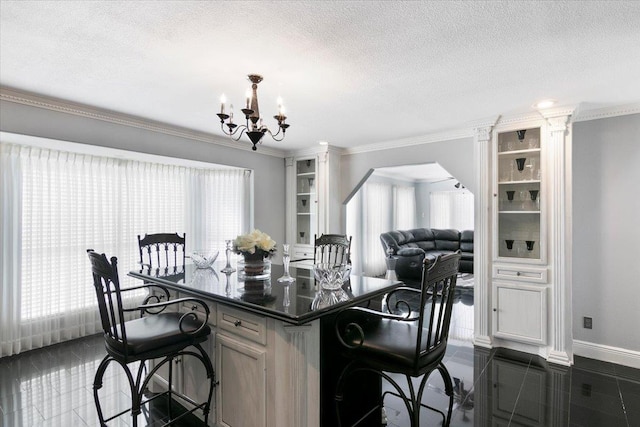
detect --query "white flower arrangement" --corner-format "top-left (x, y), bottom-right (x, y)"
top-left (233, 229), bottom-right (277, 258)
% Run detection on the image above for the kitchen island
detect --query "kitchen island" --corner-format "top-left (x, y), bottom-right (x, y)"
top-left (129, 262), bottom-right (400, 427)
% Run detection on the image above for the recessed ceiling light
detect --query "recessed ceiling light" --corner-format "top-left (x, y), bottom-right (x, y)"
top-left (533, 99), bottom-right (556, 109)
top-left (319, 141), bottom-right (328, 145)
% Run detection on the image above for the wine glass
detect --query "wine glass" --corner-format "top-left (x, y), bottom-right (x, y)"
top-left (278, 244), bottom-right (295, 283)
top-left (282, 283), bottom-right (291, 312)
top-left (299, 231), bottom-right (305, 244)
top-left (519, 190), bottom-right (528, 210)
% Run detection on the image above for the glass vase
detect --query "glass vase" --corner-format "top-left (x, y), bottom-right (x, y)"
top-left (238, 253), bottom-right (271, 280)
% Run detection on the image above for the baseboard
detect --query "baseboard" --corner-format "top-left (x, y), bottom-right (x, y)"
top-left (473, 335), bottom-right (493, 349)
top-left (573, 340), bottom-right (640, 369)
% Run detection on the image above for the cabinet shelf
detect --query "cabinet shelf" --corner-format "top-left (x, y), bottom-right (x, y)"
top-left (499, 210), bottom-right (540, 214)
top-left (297, 172), bottom-right (315, 177)
top-left (498, 148), bottom-right (541, 156)
top-left (498, 180), bottom-right (541, 185)
top-left (495, 126), bottom-right (543, 264)
top-left (297, 213), bottom-right (315, 216)
top-left (297, 192), bottom-right (315, 196)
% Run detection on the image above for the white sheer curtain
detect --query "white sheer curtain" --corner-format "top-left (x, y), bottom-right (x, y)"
top-left (0, 142), bottom-right (249, 357)
top-left (394, 185), bottom-right (416, 230)
top-left (429, 190), bottom-right (475, 230)
top-left (347, 182), bottom-right (417, 277)
top-left (346, 189), bottom-right (362, 275)
top-left (362, 182), bottom-right (392, 277)
top-left (188, 168), bottom-right (251, 255)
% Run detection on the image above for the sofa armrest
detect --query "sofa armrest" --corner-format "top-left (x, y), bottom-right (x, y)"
top-left (394, 248), bottom-right (425, 282)
top-left (396, 247), bottom-right (425, 257)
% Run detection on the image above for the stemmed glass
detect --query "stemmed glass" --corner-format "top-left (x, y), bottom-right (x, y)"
top-left (282, 284), bottom-right (291, 313)
top-left (223, 271), bottom-right (232, 296)
top-left (299, 231), bottom-right (305, 244)
top-left (278, 244), bottom-right (295, 283)
top-left (221, 239), bottom-right (236, 273)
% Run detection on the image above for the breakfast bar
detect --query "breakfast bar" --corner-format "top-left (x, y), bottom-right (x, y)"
top-left (129, 262), bottom-right (401, 427)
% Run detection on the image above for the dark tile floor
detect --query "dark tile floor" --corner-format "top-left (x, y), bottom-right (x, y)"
top-left (1, 283), bottom-right (638, 426)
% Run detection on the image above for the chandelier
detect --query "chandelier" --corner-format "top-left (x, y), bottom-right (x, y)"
top-left (217, 74), bottom-right (290, 151)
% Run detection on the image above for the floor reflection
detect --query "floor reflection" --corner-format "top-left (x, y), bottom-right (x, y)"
top-left (1, 276), bottom-right (638, 426)
top-left (380, 277), bottom-right (639, 427)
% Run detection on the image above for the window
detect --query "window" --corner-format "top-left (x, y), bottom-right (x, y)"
top-left (0, 142), bottom-right (250, 356)
top-left (429, 190), bottom-right (474, 230)
top-left (348, 181), bottom-right (416, 277)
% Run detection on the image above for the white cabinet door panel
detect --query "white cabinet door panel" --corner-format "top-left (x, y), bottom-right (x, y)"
top-left (493, 282), bottom-right (547, 345)
top-left (216, 333), bottom-right (267, 427)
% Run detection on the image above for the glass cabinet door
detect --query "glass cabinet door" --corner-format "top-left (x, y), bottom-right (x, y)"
top-left (496, 127), bottom-right (542, 260)
top-left (295, 158), bottom-right (317, 245)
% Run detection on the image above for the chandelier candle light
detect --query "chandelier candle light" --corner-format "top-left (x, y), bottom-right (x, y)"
top-left (217, 74), bottom-right (290, 151)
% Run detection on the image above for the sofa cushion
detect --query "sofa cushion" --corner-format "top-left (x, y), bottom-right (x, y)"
top-left (397, 247), bottom-right (425, 257)
top-left (460, 230), bottom-right (474, 253)
top-left (380, 227), bottom-right (474, 278)
top-left (433, 229), bottom-right (461, 251)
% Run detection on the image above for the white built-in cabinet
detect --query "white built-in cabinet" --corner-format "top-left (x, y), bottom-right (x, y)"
top-left (216, 306), bottom-right (268, 427)
top-left (475, 110), bottom-right (574, 365)
top-left (491, 124), bottom-right (548, 346)
top-left (150, 298), bottom-right (321, 427)
top-left (285, 145), bottom-right (342, 268)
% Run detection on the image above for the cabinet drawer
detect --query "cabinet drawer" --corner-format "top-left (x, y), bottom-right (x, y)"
top-left (292, 247), bottom-right (314, 269)
top-left (182, 299), bottom-right (217, 326)
top-left (293, 248), bottom-right (313, 258)
top-left (217, 305), bottom-right (267, 345)
top-left (493, 265), bottom-right (547, 284)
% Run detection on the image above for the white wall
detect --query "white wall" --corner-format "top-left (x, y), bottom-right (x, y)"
top-left (340, 137), bottom-right (475, 228)
top-left (0, 99), bottom-right (287, 249)
top-left (572, 113), bottom-right (640, 351)
top-left (415, 180), bottom-right (469, 229)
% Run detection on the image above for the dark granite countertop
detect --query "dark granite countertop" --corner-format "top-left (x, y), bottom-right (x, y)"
top-left (129, 261), bottom-right (401, 325)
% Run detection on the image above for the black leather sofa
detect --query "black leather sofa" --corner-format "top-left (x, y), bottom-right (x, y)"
top-left (380, 228), bottom-right (473, 285)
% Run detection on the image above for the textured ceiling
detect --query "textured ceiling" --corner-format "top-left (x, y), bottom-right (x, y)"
top-left (1, 1), bottom-right (639, 151)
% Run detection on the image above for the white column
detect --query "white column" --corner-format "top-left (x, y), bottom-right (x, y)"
top-left (275, 322), bottom-right (320, 427)
top-left (284, 157), bottom-right (295, 246)
top-left (545, 113), bottom-right (573, 366)
top-left (474, 124), bottom-right (494, 348)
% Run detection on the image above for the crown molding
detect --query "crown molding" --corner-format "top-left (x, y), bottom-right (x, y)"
top-left (0, 86), bottom-right (287, 158)
top-left (342, 128), bottom-right (474, 156)
top-left (573, 102), bottom-right (640, 122)
top-left (284, 143), bottom-right (344, 158)
top-left (3, 86), bottom-right (637, 159)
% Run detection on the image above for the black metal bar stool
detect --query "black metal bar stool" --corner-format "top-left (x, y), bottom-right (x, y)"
top-left (334, 251), bottom-right (461, 427)
top-left (87, 249), bottom-right (215, 426)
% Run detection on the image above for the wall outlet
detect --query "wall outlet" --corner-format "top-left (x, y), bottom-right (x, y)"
top-left (583, 316), bottom-right (593, 329)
